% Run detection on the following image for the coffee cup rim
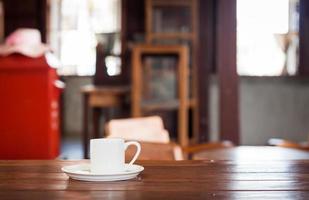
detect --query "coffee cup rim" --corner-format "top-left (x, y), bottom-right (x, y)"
top-left (91, 138), bottom-right (124, 142)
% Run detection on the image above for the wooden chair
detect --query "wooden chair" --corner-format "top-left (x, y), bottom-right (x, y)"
top-left (268, 138), bottom-right (309, 151)
top-left (105, 116), bottom-right (234, 160)
top-left (105, 116), bottom-right (170, 143)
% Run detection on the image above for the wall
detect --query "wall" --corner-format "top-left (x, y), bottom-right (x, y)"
top-left (62, 76), bottom-right (92, 136)
top-left (62, 76), bottom-right (309, 145)
top-left (240, 77), bottom-right (309, 145)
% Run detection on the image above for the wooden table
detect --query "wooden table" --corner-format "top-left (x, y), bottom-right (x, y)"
top-left (193, 146), bottom-right (309, 160)
top-left (1, 158), bottom-right (309, 199)
top-left (81, 85), bottom-right (130, 158)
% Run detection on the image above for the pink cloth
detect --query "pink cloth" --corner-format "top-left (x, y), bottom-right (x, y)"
top-left (0, 28), bottom-right (50, 58)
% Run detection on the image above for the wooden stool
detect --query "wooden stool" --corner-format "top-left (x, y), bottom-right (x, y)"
top-left (81, 85), bottom-right (130, 158)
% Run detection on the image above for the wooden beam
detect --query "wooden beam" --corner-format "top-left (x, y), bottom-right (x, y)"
top-left (197, 0), bottom-right (215, 142)
top-left (216, 0), bottom-right (240, 144)
top-left (299, 0), bottom-right (309, 75)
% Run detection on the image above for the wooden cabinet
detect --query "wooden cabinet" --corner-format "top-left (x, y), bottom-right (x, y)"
top-left (122, 0), bottom-right (240, 144)
top-left (131, 44), bottom-right (190, 145)
top-left (144, 0), bottom-right (199, 142)
top-left (145, 0), bottom-right (198, 40)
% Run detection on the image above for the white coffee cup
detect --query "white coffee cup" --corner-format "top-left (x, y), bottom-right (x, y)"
top-left (90, 138), bottom-right (141, 174)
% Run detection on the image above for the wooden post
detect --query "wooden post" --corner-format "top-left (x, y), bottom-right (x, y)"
top-left (82, 93), bottom-right (89, 158)
top-left (178, 46), bottom-right (189, 146)
top-left (131, 46), bottom-right (142, 117)
top-left (197, 0), bottom-right (216, 142)
top-left (299, 0), bottom-right (309, 75)
top-left (216, 0), bottom-right (240, 144)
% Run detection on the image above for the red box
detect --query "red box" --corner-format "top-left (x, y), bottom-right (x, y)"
top-left (0, 54), bottom-right (61, 159)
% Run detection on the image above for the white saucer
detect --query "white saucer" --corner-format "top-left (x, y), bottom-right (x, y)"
top-left (61, 164), bottom-right (144, 182)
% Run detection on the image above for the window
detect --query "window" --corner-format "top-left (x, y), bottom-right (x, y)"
top-left (49, 0), bottom-right (121, 76)
top-left (237, 0), bottom-right (299, 76)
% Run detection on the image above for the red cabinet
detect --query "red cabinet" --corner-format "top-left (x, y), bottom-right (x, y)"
top-left (0, 54), bottom-right (61, 159)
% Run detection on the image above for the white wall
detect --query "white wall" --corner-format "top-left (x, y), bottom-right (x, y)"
top-left (62, 76), bottom-right (92, 136)
top-left (239, 77), bottom-right (309, 145)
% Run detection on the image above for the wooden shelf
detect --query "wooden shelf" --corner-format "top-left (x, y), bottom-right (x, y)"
top-left (131, 44), bottom-right (190, 146)
top-left (141, 98), bottom-right (195, 112)
top-left (148, 33), bottom-right (194, 40)
top-left (141, 100), bottom-right (179, 111)
top-left (151, 0), bottom-right (193, 6)
top-left (145, 0), bottom-right (199, 143)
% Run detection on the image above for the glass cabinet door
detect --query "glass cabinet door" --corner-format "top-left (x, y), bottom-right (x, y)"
top-left (141, 55), bottom-right (178, 103)
top-left (152, 5), bottom-right (192, 33)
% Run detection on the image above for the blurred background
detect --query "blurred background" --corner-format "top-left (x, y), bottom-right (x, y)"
top-left (0, 0), bottom-right (308, 160)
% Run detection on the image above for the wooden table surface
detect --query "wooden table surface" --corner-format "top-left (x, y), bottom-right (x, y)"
top-left (1, 157), bottom-right (309, 199)
top-left (194, 146), bottom-right (309, 161)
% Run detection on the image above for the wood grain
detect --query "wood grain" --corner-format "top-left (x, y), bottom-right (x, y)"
top-left (0, 191), bottom-right (308, 200)
top-left (0, 159), bottom-right (309, 199)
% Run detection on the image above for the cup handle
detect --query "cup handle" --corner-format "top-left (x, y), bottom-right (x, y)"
top-left (124, 141), bottom-right (141, 166)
